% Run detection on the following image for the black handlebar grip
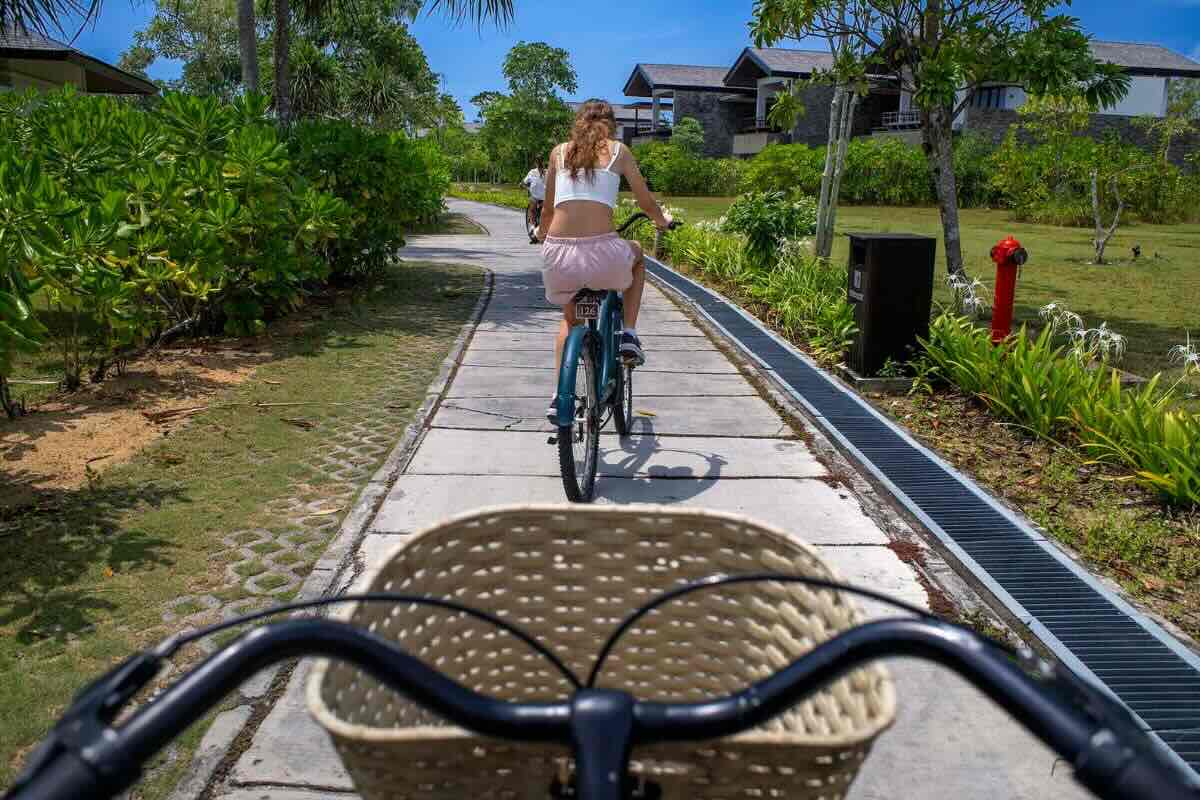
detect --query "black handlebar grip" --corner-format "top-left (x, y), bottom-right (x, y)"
top-left (4, 751), bottom-right (103, 800)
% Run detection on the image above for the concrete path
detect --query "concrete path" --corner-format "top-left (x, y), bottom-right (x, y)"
top-left (213, 200), bottom-right (1087, 800)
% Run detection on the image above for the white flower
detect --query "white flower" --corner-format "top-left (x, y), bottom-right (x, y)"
top-left (946, 273), bottom-right (990, 319)
top-left (1169, 333), bottom-right (1200, 373)
top-left (1075, 321), bottom-right (1127, 364)
top-left (1039, 303), bottom-right (1084, 336)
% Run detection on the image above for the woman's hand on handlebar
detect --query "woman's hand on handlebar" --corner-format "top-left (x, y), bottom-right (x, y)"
top-left (655, 210), bottom-right (674, 232)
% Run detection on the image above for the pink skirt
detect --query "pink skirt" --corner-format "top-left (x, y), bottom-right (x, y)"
top-left (541, 232), bottom-right (638, 306)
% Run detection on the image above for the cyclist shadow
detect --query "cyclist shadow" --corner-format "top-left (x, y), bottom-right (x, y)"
top-left (596, 418), bottom-right (727, 504)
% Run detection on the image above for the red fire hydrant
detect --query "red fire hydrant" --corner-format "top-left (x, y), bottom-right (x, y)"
top-left (990, 236), bottom-right (1028, 343)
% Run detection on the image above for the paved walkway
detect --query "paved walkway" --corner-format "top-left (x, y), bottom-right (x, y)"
top-left (213, 200), bottom-right (1087, 799)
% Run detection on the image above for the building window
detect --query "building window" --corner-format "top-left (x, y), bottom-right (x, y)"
top-left (969, 87), bottom-right (1008, 110)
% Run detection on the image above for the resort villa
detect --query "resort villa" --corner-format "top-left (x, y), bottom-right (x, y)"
top-left (619, 41), bottom-right (1200, 161)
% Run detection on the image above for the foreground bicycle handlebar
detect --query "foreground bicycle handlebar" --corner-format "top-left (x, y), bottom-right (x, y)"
top-left (7, 616), bottom-right (1197, 800)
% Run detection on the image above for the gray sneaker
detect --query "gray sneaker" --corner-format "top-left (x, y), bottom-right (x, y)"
top-left (619, 332), bottom-right (645, 366)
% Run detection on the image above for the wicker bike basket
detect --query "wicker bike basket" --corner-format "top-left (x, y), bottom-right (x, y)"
top-left (308, 505), bottom-right (896, 800)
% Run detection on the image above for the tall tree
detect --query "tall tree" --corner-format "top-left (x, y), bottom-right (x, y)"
top-left (751, 0), bottom-right (1130, 275)
top-left (120, 0), bottom-right (242, 100)
top-left (473, 41), bottom-right (576, 180)
top-left (274, 0), bottom-right (291, 121)
top-left (273, 0), bottom-right (514, 126)
top-left (238, 0), bottom-right (258, 92)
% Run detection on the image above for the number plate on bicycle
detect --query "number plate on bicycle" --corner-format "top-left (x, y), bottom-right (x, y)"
top-left (574, 299), bottom-right (600, 320)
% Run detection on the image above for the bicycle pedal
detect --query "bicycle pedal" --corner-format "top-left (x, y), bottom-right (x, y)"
top-left (547, 435), bottom-right (557, 445)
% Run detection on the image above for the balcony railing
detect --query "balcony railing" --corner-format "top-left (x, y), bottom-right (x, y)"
top-left (880, 110), bottom-right (921, 130)
top-left (739, 115), bottom-right (783, 133)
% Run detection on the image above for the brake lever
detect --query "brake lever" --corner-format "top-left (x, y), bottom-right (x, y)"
top-left (9, 652), bottom-right (162, 793)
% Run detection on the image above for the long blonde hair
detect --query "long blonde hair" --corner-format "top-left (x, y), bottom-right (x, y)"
top-left (564, 99), bottom-right (617, 181)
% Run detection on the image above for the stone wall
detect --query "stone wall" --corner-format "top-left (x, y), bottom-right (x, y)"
top-left (967, 108), bottom-right (1199, 168)
top-left (787, 87), bottom-right (898, 145)
top-left (672, 90), bottom-right (746, 158)
top-left (789, 85), bottom-right (835, 146)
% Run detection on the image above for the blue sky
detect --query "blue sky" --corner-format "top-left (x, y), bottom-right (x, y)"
top-left (67, 0), bottom-right (1200, 118)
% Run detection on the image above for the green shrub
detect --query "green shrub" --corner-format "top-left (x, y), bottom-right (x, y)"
top-left (989, 130), bottom-right (1198, 226)
top-left (671, 117), bottom-right (705, 156)
top-left (743, 143), bottom-right (824, 195)
top-left (290, 121), bottom-right (448, 280)
top-left (0, 87), bottom-right (445, 389)
top-left (625, 210), bottom-right (853, 365)
top-left (631, 142), bottom-right (744, 196)
top-left (721, 191), bottom-right (817, 265)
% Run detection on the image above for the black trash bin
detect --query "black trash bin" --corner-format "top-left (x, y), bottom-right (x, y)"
top-left (846, 233), bottom-right (936, 377)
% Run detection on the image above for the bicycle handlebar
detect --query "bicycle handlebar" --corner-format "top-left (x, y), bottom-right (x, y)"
top-left (7, 617), bottom-right (1197, 800)
top-left (615, 212), bottom-right (680, 235)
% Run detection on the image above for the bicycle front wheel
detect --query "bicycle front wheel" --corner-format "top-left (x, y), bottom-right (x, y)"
top-left (557, 341), bottom-right (600, 502)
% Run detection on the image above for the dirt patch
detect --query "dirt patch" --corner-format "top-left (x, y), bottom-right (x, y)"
top-left (0, 344), bottom-right (271, 506)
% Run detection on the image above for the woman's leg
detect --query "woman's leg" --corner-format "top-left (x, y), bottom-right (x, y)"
top-left (623, 242), bottom-right (645, 329)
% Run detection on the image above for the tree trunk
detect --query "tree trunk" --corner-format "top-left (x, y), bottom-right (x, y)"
top-left (814, 86), bottom-right (845, 259)
top-left (1091, 169), bottom-right (1124, 265)
top-left (237, 0), bottom-right (258, 92)
top-left (823, 91), bottom-right (859, 258)
top-left (273, 0), bottom-right (291, 123)
top-left (923, 104), bottom-right (964, 276)
top-left (0, 375), bottom-right (14, 420)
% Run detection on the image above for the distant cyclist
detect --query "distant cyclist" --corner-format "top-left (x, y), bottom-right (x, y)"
top-left (521, 157), bottom-right (546, 243)
top-left (534, 99), bottom-right (672, 418)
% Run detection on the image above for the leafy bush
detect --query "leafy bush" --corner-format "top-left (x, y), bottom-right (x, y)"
top-left (671, 117), bottom-right (705, 156)
top-left (721, 191), bottom-right (817, 265)
top-left (619, 207), bottom-right (853, 364)
top-left (290, 121), bottom-right (448, 280)
top-left (989, 130), bottom-right (1199, 226)
top-left (744, 139), bottom-right (936, 205)
top-left (631, 142), bottom-right (744, 196)
top-left (743, 143), bottom-right (825, 195)
top-left (0, 87), bottom-right (445, 393)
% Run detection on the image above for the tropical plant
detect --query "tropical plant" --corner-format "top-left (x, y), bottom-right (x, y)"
top-left (671, 117), bottom-right (705, 156)
top-left (721, 191), bottom-right (817, 266)
top-left (0, 87), bottom-right (457, 392)
top-left (473, 41), bottom-right (576, 180)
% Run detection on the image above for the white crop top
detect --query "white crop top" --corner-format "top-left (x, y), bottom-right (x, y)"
top-left (553, 142), bottom-right (622, 208)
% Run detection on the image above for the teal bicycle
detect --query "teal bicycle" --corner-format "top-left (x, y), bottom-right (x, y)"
top-left (548, 213), bottom-right (677, 502)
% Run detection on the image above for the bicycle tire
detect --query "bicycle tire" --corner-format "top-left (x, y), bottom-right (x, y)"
top-left (557, 340), bottom-right (600, 502)
top-left (612, 362), bottom-right (634, 437)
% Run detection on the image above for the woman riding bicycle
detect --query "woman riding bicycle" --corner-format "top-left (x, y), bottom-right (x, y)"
top-left (521, 157), bottom-right (545, 243)
top-left (534, 99), bottom-right (672, 418)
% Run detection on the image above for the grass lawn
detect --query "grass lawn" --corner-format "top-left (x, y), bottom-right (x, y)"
top-left (0, 260), bottom-right (481, 794)
top-left (646, 195), bottom-right (1200, 384)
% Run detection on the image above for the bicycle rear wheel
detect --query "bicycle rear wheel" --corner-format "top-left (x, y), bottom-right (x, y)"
top-left (612, 362), bottom-right (634, 437)
top-left (557, 340), bottom-right (600, 502)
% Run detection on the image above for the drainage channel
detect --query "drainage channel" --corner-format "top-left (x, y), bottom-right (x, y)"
top-left (645, 256), bottom-right (1200, 776)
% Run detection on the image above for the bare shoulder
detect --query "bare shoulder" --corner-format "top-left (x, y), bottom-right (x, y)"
top-left (613, 140), bottom-right (634, 167)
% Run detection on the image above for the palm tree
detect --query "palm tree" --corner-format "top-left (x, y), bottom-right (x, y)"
top-left (272, 0), bottom-right (513, 125)
top-left (237, 0), bottom-right (258, 92)
top-left (1, 0), bottom-right (100, 36)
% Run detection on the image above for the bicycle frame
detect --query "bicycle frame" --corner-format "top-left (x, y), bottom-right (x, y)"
top-left (551, 291), bottom-right (623, 427)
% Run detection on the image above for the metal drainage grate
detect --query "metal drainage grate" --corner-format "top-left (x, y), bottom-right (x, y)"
top-left (646, 257), bottom-right (1200, 775)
